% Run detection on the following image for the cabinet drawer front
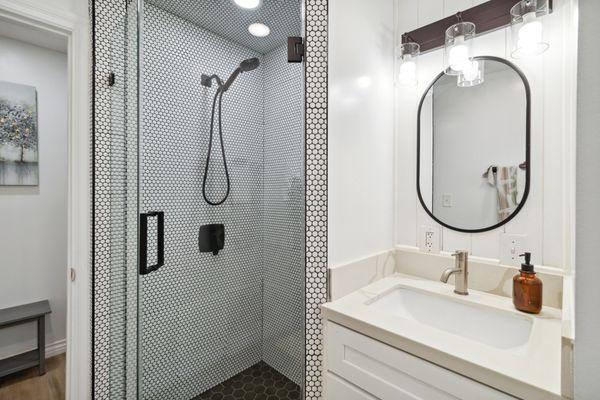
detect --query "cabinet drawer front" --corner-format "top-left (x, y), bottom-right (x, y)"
top-left (326, 372), bottom-right (379, 400)
top-left (326, 322), bottom-right (517, 400)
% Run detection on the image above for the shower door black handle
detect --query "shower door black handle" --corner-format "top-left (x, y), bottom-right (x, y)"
top-left (139, 211), bottom-right (165, 275)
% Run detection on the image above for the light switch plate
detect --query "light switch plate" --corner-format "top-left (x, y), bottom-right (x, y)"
top-left (442, 193), bottom-right (453, 208)
top-left (419, 225), bottom-right (441, 254)
top-left (500, 233), bottom-right (529, 266)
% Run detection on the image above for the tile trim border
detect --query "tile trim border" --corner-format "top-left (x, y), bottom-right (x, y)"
top-left (304, 1), bottom-right (328, 399)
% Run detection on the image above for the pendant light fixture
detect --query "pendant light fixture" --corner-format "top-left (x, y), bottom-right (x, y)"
top-left (510, 0), bottom-right (550, 58)
top-left (444, 14), bottom-right (476, 76)
top-left (397, 35), bottom-right (420, 86)
top-left (457, 59), bottom-right (485, 87)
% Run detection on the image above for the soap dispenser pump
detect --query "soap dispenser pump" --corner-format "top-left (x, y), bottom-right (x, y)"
top-left (512, 252), bottom-right (543, 314)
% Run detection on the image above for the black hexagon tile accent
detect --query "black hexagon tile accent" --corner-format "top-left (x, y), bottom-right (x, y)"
top-left (194, 362), bottom-right (301, 400)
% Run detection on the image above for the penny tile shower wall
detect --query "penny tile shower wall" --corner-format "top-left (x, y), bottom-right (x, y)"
top-left (91, 0), bottom-right (130, 397)
top-left (140, 5), bottom-right (265, 399)
top-left (262, 43), bottom-right (304, 386)
top-left (141, 3), bottom-right (306, 399)
top-left (93, 0), bottom-right (327, 398)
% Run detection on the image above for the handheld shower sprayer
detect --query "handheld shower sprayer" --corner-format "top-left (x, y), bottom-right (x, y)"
top-left (201, 57), bottom-right (260, 92)
top-left (200, 58), bottom-right (260, 206)
top-left (221, 57), bottom-right (260, 92)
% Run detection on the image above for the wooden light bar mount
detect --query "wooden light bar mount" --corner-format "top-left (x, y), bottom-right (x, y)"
top-left (402, 0), bottom-right (553, 52)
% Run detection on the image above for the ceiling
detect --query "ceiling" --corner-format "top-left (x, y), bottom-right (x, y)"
top-left (147, 0), bottom-right (302, 54)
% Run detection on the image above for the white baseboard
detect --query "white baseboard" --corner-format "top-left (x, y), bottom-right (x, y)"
top-left (0, 338), bottom-right (66, 360)
top-left (46, 338), bottom-right (67, 358)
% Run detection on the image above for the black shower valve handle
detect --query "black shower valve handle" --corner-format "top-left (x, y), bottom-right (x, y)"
top-left (199, 224), bottom-right (225, 256)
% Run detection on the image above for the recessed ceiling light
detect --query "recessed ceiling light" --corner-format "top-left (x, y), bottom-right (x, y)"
top-left (248, 23), bottom-right (270, 37)
top-left (234, 0), bottom-right (260, 9)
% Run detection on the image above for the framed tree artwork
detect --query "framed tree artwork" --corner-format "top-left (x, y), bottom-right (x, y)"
top-left (0, 81), bottom-right (39, 186)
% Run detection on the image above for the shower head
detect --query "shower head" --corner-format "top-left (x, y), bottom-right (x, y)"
top-left (239, 57), bottom-right (260, 72)
top-left (221, 58), bottom-right (260, 92)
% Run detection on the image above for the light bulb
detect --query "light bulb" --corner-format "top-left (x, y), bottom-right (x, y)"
top-left (462, 61), bottom-right (479, 81)
top-left (511, 9), bottom-right (549, 58)
top-left (235, 0), bottom-right (260, 9)
top-left (398, 56), bottom-right (417, 86)
top-left (448, 36), bottom-right (470, 73)
top-left (248, 23), bottom-right (270, 37)
top-left (517, 12), bottom-right (544, 55)
top-left (457, 60), bottom-right (484, 87)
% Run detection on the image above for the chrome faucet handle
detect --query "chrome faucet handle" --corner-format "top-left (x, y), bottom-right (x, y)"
top-left (452, 250), bottom-right (469, 269)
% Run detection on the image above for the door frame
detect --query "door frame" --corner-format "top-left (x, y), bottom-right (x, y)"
top-left (0, 1), bottom-right (92, 399)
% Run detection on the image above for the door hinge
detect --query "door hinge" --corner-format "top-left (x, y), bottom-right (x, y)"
top-left (70, 268), bottom-right (76, 282)
top-left (288, 37), bottom-right (304, 63)
top-left (326, 268), bottom-right (332, 302)
top-left (108, 72), bottom-right (115, 86)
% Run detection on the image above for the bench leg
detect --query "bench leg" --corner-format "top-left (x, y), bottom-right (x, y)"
top-left (37, 316), bottom-right (46, 375)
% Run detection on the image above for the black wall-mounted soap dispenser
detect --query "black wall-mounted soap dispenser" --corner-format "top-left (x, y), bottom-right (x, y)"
top-left (198, 224), bottom-right (225, 255)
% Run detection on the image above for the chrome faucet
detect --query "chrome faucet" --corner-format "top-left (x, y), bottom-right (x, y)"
top-left (440, 250), bottom-right (469, 295)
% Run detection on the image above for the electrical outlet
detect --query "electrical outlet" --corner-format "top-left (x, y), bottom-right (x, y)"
top-left (419, 225), bottom-right (440, 254)
top-left (500, 233), bottom-right (529, 266)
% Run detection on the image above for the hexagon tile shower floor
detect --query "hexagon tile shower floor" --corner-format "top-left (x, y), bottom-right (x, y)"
top-left (193, 362), bottom-right (301, 400)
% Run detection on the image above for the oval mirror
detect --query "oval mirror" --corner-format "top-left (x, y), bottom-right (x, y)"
top-left (417, 56), bottom-right (531, 233)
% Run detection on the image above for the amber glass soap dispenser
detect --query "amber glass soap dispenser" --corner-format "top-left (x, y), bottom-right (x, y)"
top-left (512, 252), bottom-right (543, 314)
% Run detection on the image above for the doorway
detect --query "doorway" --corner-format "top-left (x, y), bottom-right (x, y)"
top-left (0, 17), bottom-right (68, 400)
top-left (0, 3), bottom-right (91, 399)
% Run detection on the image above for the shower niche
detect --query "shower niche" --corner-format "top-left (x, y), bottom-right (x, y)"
top-left (119, 0), bottom-right (305, 398)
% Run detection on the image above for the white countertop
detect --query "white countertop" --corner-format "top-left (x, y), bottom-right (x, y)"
top-left (321, 273), bottom-right (563, 400)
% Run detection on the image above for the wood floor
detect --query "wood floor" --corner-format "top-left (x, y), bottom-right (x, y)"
top-left (0, 354), bottom-right (65, 400)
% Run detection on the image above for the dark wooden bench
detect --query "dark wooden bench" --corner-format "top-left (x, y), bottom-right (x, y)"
top-left (0, 300), bottom-right (51, 378)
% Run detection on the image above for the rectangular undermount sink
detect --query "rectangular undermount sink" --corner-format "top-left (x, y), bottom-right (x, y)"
top-left (368, 286), bottom-right (532, 349)
top-left (322, 275), bottom-right (563, 399)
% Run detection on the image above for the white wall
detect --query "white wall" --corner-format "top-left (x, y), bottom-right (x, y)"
top-left (395, 0), bottom-right (577, 269)
top-left (575, 0), bottom-right (600, 397)
top-left (328, 0), bottom-right (395, 266)
top-left (21, 0), bottom-right (87, 18)
top-left (0, 36), bottom-right (68, 359)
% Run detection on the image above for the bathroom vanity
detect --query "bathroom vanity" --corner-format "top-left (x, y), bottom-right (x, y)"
top-left (322, 273), bottom-right (565, 400)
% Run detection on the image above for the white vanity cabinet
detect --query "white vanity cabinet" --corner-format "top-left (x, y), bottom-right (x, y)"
top-left (324, 322), bottom-right (518, 400)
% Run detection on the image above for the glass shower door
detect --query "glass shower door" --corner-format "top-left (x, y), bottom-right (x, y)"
top-left (133, 1), bottom-right (305, 399)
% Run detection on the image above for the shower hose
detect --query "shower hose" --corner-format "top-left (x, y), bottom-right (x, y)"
top-left (202, 88), bottom-right (231, 206)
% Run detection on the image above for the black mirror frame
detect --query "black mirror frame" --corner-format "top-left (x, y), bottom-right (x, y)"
top-left (416, 55), bottom-right (532, 234)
